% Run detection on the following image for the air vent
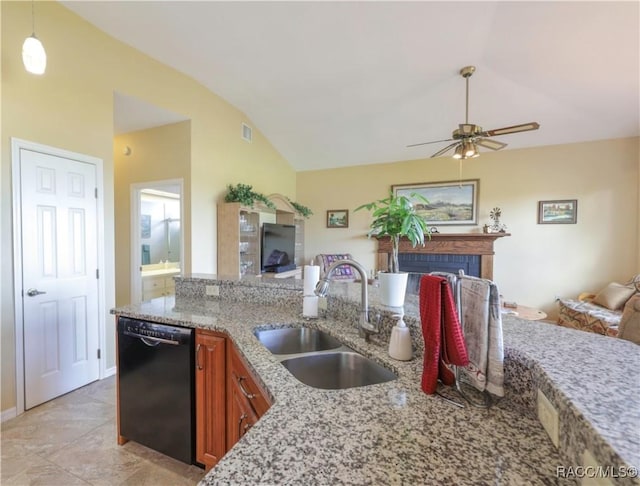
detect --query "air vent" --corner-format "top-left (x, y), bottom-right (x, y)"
top-left (241, 123), bottom-right (252, 142)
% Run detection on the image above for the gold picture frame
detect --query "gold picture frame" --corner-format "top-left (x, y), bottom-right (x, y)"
top-left (326, 210), bottom-right (349, 228)
top-left (392, 179), bottom-right (479, 226)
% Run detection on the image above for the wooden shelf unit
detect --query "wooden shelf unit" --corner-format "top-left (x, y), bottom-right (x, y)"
top-left (217, 203), bottom-right (261, 277)
top-left (217, 196), bottom-right (305, 277)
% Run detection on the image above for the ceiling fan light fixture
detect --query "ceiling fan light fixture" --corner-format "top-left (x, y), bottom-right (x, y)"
top-left (462, 141), bottom-right (477, 158)
top-left (408, 65), bottom-right (539, 159)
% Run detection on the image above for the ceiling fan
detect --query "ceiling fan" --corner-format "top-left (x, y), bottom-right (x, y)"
top-left (408, 66), bottom-right (540, 159)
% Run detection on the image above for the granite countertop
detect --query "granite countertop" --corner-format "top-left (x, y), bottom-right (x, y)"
top-left (112, 277), bottom-right (640, 485)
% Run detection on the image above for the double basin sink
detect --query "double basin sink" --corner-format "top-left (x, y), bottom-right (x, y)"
top-left (254, 327), bottom-right (397, 390)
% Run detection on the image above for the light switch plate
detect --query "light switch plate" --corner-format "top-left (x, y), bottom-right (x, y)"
top-left (537, 389), bottom-right (559, 448)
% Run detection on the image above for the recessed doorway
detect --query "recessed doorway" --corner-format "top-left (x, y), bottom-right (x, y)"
top-left (130, 180), bottom-right (183, 304)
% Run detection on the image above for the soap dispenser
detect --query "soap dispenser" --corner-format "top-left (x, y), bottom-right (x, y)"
top-left (388, 314), bottom-right (412, 361)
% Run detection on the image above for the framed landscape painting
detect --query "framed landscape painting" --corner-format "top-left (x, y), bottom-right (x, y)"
top-left (538, 199), bottom-right (577, 224)
top-left (327, 209), bottom-right (349, 228)
top-left (392, 179), bottom-right (479, 225)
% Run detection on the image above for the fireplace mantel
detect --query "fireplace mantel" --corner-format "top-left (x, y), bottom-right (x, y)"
top-left (376, 233), bottom-right (510, 280)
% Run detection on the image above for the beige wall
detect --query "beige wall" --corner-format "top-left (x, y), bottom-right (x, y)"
top-left (297, 137), bottom-right (639, 317)
top-left (1, 1), bottom-right (295, 413)
top-left (114, 122), bottom-right (192, 306)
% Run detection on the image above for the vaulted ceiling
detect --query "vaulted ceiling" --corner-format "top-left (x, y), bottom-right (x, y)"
top-left (63, 1), bottom-right (639, 171)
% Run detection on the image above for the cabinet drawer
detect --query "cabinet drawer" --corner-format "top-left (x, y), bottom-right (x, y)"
top-left (164, 277), bottom-right (176, 289)
top-left (229, 346), bottom-right (270, 418)
top-left (142, 276), bottom-right (164, 292)
top-left (143, 288), bottom-right (165, 301)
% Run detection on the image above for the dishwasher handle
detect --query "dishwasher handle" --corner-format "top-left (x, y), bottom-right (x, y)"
top-left (123, 330), bottom-right (180, 346)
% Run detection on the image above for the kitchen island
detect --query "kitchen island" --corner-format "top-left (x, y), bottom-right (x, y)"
top-left (112, 275), bottom-right (640, 485)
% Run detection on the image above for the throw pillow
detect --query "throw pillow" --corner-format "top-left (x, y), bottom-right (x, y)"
top-left (618, 295), bottom-right (640, 345)
top-left (593, 282), bottom-right (636, 310)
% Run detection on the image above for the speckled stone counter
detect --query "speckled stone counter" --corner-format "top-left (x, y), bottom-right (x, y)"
top-left (112, 275), bottom-right (640, 485)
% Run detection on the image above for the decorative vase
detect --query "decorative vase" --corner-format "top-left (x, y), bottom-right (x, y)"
top-left (378, 272), bottom-right (409, 307)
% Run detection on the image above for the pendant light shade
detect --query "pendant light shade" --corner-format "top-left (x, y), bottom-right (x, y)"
top-left (22, 34), bottom-right (47, 75)
top-left (22, 0), bottom-right (46, 75)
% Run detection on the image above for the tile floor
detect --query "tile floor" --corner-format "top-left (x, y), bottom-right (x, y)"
top-left (1, 376), bottom-right (206, 485)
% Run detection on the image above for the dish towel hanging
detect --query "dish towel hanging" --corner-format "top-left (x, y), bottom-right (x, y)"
top-left (459, 275), bottom-right (505, 397)
top-left (419, 275), bottom-right (469, 394)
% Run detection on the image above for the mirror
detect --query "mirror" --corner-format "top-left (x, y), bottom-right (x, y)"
top-left (140, 188), bottom-right (181, 264)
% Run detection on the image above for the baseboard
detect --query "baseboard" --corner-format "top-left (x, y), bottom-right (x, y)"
top-left (103, 365), bottom-right (116, 378)
top-left (1, 407), bottom-right (17, 423)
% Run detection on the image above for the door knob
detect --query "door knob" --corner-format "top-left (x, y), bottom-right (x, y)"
top-left (26, 288), bottom-right (46, 297)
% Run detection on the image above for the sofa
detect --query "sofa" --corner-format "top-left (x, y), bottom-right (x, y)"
top-left (557, 281), bottom-right (639, 344)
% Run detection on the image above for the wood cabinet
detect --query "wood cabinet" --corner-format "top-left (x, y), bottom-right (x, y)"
top-left (195, 330), bottom-right (227, 470)
top-left (195, 330), bottom-right (271, 470)
top-left (226, 343), bottom-right (271, 450)
top-left (217, 203), bottom-right (262, 277)
top-left (217, 197), bottom-right (305, 277)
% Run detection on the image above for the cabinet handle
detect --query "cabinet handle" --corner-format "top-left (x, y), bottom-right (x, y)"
top-left (237, 375), bottom-right (256, 400)
top-left (196, 344), bottom-right (203, 370)
top-left (238, 413), bottom-right (248, 437)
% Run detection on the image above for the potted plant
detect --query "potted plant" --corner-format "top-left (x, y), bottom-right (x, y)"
top-left (356, 191), bottom-right (430, 306)
top-left (224, 183), bottom-right (275, 210)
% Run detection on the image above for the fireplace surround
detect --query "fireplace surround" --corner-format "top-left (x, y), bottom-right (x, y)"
top-left (376, 233), bottom-right (510, 281)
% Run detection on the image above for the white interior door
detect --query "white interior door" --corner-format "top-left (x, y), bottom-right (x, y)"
top-left (19, 148), bottom-right (100, 409)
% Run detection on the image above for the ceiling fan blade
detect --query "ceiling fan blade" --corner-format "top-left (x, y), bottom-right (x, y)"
top-left (476, 138), bottom-right (507, 151)
top-left (407, 137), bottom-right (455, 148)
top-left (480, 122), bottom-right (540, 137)
top-left (430, 142), bottom-right (460, 158)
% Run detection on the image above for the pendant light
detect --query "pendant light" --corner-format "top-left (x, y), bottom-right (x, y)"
top-left (22, 0), bottom-right (47, 75)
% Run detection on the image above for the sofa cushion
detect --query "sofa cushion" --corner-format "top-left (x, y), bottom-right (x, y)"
top-left (618, 295), bottom-right (640, 345)
top-left (593, 282), bottom-right (635, 310)
top-left (557, 298), bottom-right (620, 337)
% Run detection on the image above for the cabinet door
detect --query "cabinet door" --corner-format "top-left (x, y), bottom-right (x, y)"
top-left (227, 377), bottom-right (259, 448)
top-left (226, 344), bottom-right (271, 450)
top-left (229, 346), bottom-right (271, 417)
top-left (142, 276), bottom-right (165, 300)
top-left (195, 330), bottom-right (227, 470)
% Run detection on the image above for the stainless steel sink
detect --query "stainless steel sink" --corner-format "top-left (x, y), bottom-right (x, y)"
top-left (254, 327), bottom-right (342, 355)
top-left (281, 352), bottom-right (397, 390)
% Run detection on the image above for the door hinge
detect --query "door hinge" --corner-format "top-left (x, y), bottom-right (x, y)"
top-left (96, 269), bottom-right (99, 279)
top-left (94, 187), bottom-right (98, 199)
top-left (97, 349), bottom-right (101, 359)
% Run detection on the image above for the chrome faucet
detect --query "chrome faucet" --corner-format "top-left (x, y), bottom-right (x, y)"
top-left (314, 258), bottom-right (379, 341)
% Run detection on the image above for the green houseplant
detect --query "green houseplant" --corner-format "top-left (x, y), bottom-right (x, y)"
top-left (356, 191), bottom-right (431, 306)
top-left (224, 183), bottom-right (275, 210)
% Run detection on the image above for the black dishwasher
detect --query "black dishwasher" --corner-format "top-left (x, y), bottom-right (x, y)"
top-left (117, 316), bottom-right (194, 464)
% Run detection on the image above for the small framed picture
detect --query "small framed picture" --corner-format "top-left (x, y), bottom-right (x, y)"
top-left (326, 209), bottom-right (349, 228)
top-left (538, 199), bottom-right (577, 224)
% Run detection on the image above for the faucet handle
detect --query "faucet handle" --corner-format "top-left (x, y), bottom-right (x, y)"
top-left (361, 309), bottom-right (381, 334)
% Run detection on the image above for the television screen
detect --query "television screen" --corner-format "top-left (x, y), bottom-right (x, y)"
top-left (261, 223), bottom-right (296, 272)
